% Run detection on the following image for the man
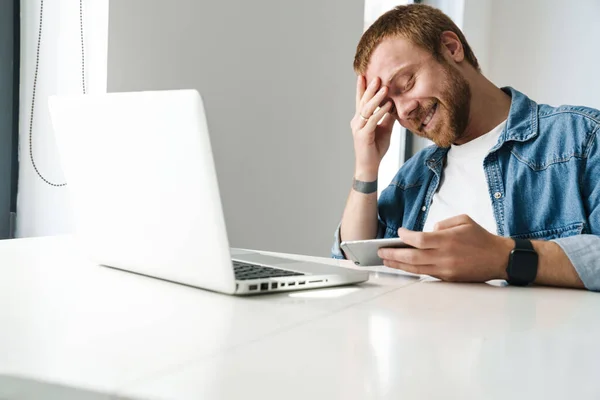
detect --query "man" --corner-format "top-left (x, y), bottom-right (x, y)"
top-left (332, 4), bottom-right (600, 291)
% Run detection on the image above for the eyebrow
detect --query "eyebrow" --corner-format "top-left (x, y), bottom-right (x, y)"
top-left (385, 65), bottom-right (413, 85)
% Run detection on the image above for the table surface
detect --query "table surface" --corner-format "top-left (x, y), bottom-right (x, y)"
top-left (1, 235), bottom-right (599, 400)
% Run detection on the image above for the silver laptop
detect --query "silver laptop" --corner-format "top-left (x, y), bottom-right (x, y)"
top-left (48, 89), bottom-right (368, 295)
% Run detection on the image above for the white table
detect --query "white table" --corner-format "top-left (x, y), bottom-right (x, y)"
top-left (0, 235), bottom-right (599, 399)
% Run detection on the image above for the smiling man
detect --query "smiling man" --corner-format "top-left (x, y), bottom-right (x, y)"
top-left (331, 4), bottom-right (600, 291)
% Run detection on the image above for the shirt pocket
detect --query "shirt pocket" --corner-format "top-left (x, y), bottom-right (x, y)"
top-left (512, 222), bottom-right (585, 240)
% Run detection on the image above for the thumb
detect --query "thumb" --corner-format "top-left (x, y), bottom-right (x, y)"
top-left (433, 214), bottom-right (472, 231)
top-left (397, 227), bottom-right (432, 249)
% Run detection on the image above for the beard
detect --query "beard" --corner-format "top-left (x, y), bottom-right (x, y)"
top-left (415, 61), bottom-right (471, 148)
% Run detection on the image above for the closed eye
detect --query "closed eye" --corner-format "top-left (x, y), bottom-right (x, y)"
top-left (403, 76), bottom-right (415, 92)
top-left (391, 75), bottom-right (414, 96)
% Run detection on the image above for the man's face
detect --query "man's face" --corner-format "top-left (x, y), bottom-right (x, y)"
top-left (364, 37), bottom-right (471, 148)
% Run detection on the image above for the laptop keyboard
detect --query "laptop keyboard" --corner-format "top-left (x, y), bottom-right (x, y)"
top-left (233, 261), bottom-right (305, 280)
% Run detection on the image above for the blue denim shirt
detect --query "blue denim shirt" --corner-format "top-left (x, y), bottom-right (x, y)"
top-left (332, 87), bottom-right (600, 291)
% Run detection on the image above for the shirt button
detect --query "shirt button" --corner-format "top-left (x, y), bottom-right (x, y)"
top-left (494, 192), bottom-right (502, 199)
top-left (421, 206), bottom-right (427, 211)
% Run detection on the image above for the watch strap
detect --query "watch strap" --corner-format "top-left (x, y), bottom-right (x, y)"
top-left (514, 238), bottom-right (533, 251)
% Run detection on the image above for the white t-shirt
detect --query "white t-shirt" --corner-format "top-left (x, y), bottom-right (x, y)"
top-left (422, 120), bottom-right (507, 234)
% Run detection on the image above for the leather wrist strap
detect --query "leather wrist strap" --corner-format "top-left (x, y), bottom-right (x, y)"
top-left (352, 178), bottom-right (377, 194)
top-left (514, 238), bottom-right (534, 251)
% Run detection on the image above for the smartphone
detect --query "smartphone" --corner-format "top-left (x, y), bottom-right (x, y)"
top-left (340, 237), bottom-right (413, 266)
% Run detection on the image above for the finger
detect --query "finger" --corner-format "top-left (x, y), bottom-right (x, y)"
top-left (378, 248), bottom-right (436, 265)
top-left (351, 115), bottom-right (369, 134)
top-left (377, 112), bottom-right (396, 131)
top-left (397, 227), bottom-right (442, 249)
top-left (382, 260), bottom-right (437, 276)
top-left (363, 101), bottom-right (393, 131)
top-left (360, 86), bottom-right (388, 120)
top-left (359, 77), bottom-right (381, 109)
top-left (356, 75), bottom-right (366, 110)
top-left (433, 214), bottom-right (473, 231)
top-left (356, 114), bottom-right (369, 128)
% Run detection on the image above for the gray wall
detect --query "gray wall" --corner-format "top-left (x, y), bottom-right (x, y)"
top-left (0, 0), bottom-right (16, 239)
top-left (108, 0), bottom-right (364, 256)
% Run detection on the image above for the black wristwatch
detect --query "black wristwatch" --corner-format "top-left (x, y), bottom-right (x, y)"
top-left (506, 238), bottom-right (538, 286)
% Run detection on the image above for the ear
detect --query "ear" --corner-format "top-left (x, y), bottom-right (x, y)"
top-left (440, 31), bottom-right (465, 63)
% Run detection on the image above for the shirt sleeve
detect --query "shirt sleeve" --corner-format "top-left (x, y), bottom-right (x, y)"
top-left (555, 124), bottom-right (600, 291)
top-left (330, 222), bottom-right (345, 260)
top-left (330, 219), bottom-right (388, 259)
top-left (552, 235), bottom-right (600, 291)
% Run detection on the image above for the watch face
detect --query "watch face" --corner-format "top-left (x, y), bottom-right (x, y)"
top-left (509, 249), bottom-right (538, 282)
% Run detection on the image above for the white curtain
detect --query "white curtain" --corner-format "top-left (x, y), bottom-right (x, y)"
top-left (17, 0), bottom-right (108, 237)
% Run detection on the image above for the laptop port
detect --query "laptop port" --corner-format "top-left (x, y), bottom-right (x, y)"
top-left (260, 283), bottom-right (269, 291)
top-left (288, 282), bottom-right (296, 286)
top-left (249, 284), bottom-right (258, 291)
top-left (298, 281), bottom-right (305, 285)
top-left (271, 282), bottom-right (278, 289)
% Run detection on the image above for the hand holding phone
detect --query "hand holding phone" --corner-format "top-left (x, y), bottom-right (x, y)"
top-left (340, 237), bottom-right (412, 266)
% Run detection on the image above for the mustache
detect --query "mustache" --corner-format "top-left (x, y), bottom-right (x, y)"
top-left (377, 99), bottom-right (439, 122)
top-left (415, 101), bottom-right (438, 121)
top-left (412, 100), bottom-right (439, 133)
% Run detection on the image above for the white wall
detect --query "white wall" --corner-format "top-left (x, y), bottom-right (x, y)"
top-left (107, 0), bottom-right (363, 256)
top-left (485, 0), bottom-right (600, 109)
top-left (17, 0), bottom-right (108, 238)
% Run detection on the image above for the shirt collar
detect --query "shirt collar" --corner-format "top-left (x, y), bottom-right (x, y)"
top-left (498, 86), bottom-right (539, 145)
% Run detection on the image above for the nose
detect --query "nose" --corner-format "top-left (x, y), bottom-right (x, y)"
top-left (395, 98), bottom-right (419, 121)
